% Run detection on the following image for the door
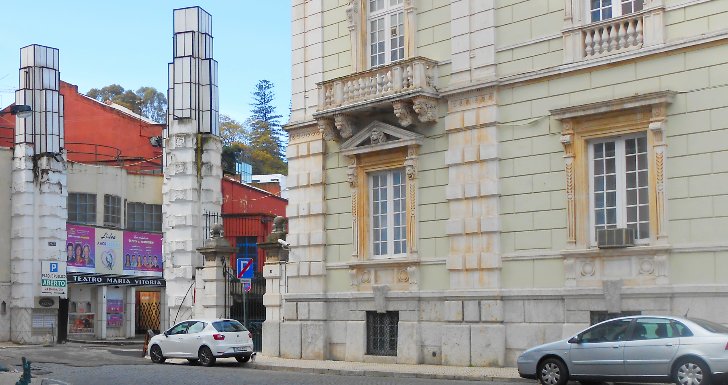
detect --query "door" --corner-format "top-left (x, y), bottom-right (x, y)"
top-left (57, 298), bottom-right (69, 343)
top-left (570, 318), bottom-right (632, 376)
top-left (623, 318), bottom-right (680, 376)
top-left (136, 291), bottom-right (160, 334)
top-left (160, 321), bottom-right (190, 357)
top-left (180, 321), bottom-right (206, 357)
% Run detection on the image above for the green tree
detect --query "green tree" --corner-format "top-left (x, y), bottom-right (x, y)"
top-left (219, 114), bottom-right (245, 147)
top-left (136, 87), bottom-right (167, 123)
top-left (219, 80), bottom-right (288, 176)
top-left (249, 80), bottom-right (286, 158)
top-left (244, 119), bottom-right (287, 174)
top-left (86, 84), bottom-right (167, 123)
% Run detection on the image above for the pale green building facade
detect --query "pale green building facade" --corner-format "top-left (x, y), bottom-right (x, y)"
top-left (272, 0), bottom-right (728, 366)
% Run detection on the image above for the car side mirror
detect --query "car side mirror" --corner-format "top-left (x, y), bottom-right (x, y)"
top-left (568, 336), bottom-right (581, 344)
top-left (163, 331), bottom-right (169, 337)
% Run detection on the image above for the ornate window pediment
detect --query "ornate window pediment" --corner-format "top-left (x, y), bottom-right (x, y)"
top-left (340, 120), bottom-right (423, 157)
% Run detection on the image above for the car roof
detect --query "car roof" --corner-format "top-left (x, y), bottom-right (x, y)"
top-left (178, 318), bottom-right (241, 324)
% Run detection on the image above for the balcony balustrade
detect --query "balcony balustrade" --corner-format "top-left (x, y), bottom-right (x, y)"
top-left (582, 12), bottom-right (645, 58)
top-left (315, 57), bottom-right (440, 141)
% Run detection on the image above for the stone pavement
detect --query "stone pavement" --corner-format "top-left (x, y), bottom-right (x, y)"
top-left (245, 355), bottom-right (527, 382)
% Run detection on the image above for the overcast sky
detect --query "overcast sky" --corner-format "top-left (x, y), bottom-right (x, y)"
top-left (0, 1), bottom-right (292, 124)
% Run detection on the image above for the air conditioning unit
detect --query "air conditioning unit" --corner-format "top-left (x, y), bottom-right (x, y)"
top-left (597, 228), bottom-right (635, 248)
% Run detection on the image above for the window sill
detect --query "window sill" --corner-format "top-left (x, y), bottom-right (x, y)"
top-left (347, 254), bottom-right (419, 269)
top-left (561, 244), bottom-right (672, 259)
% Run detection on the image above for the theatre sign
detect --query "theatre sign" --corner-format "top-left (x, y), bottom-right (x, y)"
top-left (41, 261), bottom-right (67, 297)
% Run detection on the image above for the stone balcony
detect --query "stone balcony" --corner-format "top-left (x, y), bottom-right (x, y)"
top-left (563, 6), bottom-right (665, 63)
top-left (314, 57), bottom-right (440, 141)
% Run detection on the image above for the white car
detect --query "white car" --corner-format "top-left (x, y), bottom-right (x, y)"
top-left (148, 319), bottom-right (254, 366)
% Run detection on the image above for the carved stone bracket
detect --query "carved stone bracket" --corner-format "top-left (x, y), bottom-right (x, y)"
top-left (412, 96), bottom-right (437, 122)
top-left (334, 114), bottom-right (355, 139)
top-left (318, 118), bottom-right (338, 142)
top-left (392, 100), bottom-right (415, 127)
top-left (348, 156), bottom-right (359, 259)
top-left (561, 124), bottom-right (576, 247)
top-left (345, 0), bottom-right (359, 31)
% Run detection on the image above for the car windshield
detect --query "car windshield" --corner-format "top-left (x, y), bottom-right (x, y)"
top-left (690, 318), bottom-right (728, 334)
top-left (212, 320), bottom-right (247, 332)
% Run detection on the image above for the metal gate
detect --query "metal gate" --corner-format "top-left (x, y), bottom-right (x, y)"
top-left (223, 265), bottom-right (266, 351)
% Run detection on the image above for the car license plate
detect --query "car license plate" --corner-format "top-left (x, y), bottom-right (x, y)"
top-left (233, 347), bottom-right (244, 352)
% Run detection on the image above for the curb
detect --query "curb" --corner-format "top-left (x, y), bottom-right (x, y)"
top-left (65, 339), bottom-right (144, 347)
top-left (245, 362), bottom-right (532, 382)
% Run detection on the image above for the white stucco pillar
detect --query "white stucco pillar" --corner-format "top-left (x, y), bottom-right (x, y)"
top-left (10, 45), bottom-right (67, 344)
top-left (163, 6), bottom-right (222, 325)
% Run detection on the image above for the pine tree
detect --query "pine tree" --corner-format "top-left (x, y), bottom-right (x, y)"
top-left (249, 80), bottom-right (286, 158)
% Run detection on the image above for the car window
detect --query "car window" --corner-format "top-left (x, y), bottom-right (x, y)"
top-left (187, 321), bottom-right (205, 334)
top-left (581, 319), bottom-right (631, 343)
top-left (212, 320), bottom-right (247, 332)
top-left (630, 318), bottom-right (674, 340)
top-left (168, 321), bottom-right (190, 335)
top-left (672, 321), bottom-right (693, 337)
top-left (689, 318), bottom-right (728, 334)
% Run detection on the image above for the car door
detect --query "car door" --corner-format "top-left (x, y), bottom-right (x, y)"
top-left (180, 321), bottom-right (206, 357)
top-left (623, 317), bottom-right (680, 377)
top-left (160, 321), bottom-right (190, 357)
top-left (569, 318), bottom-right (632, 377)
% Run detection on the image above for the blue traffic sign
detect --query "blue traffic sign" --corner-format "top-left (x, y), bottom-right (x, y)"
top-left (236, 258), bottom-right (254, 280)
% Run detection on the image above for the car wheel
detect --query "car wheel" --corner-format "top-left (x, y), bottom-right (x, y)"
top-left (149, 345), bottom-right (165, 364)
top-left (186, 359), bottom-right (199, 365)
top-left (235, 355), bottom-right (251, 364)
top-left (198, 346), bottom-right (216, 367)
top-left (674, 358), bottom-right (711, 385)
top-left (538, 358), bottom-right (569, 385)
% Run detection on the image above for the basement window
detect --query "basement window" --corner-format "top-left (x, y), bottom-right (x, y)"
top-left (366, 311), bottom-right (398, 356)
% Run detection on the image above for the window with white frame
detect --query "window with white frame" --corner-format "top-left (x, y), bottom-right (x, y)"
top-left (370, 169), bottom-right (407, 257)
top-left (369, 0), bottom-right (404, 68)
top-left (589, 134), bottom-right (649, 243)
top-left (103, 194), bottom-right (122, 228)
top-left (589, 0), bottom-right (643, 22)
top-left (68, 193), bottom-right (97, 225)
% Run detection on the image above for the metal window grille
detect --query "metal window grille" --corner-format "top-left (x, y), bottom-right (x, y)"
top-left (590, 310), bottom-right (641, 325)
top-left (103, 194), bottom-right (122, 228)
top-left (126, 202), bottom-right (162, 232)
top-left (366, 311), bottom-right (398, 356)
top-left (68, 193), bottom-right (97, 225)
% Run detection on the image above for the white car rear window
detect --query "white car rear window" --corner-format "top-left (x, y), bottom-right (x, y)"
top-left (212, 320), bottom-right (247, 332)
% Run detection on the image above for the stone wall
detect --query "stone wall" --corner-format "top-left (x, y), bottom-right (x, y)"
top-left (0, 148), bottom-right (11, 341)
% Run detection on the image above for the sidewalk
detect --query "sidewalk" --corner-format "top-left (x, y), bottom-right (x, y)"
top-left (246, 355), bottom-right (528, 382)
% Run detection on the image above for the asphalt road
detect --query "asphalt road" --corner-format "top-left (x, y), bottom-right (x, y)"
top-left (0, 343), bottom-right (516, 385)
top-left (21, 362), bottom-right (516, 385)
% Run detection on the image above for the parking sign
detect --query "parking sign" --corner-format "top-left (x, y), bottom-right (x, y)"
top-left (236, 258), bottom-right (254, 280)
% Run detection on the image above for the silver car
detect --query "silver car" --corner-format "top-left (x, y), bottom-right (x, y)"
top-left (518, 316), bottom-right (728, 385)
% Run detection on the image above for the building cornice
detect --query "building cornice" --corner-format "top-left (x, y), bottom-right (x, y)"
top-left (440, 30), bottom-right (728, 97)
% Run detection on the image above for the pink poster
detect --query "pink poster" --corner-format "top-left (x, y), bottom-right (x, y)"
top-left (123, 231), bottom-right (163, 277)
top-left (66, 224), bottom-right (95, 273)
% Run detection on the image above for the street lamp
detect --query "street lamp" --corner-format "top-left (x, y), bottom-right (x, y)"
top-left (0, 104), bottom-right (33, 118)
